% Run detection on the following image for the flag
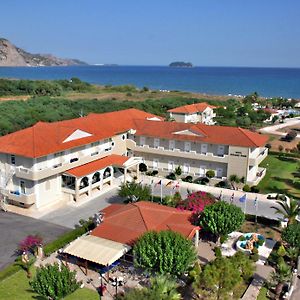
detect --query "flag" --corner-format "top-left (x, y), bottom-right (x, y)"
top-left (230, 193), bottom-right (234, 204)
top-left (151, 179), bottom-right (154, 185)
top-left (254, 196), bottom-right (258, 209)
top-left (166, 181), bottom-right (172, 187)
top-left (155, 180), bottom-right (162, 187)
top-left (239, 194), bottom-right (247, 203)
top-left (217, 191), bottom-right (223, 201)
top-left (138, 179), bottom-right (143, 184)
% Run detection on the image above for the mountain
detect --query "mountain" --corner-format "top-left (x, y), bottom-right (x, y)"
top-left (0, 38), bottom-right (88, 66)
top-left (169, 61), bottom-right (193, 67)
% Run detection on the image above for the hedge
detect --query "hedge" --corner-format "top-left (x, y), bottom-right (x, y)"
top-left (268, 150), bottom-right (300, 159)
top-left (43, 226), bottom-right (87, 256)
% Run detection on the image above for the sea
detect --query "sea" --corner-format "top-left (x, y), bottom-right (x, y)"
top-left (1, 65), bottom-right (300, 99)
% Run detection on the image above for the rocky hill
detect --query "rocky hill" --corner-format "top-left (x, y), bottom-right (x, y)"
top-left (0, 38), bottom-right (88, 66)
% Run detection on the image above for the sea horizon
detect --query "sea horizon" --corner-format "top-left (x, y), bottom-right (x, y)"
top-left (1, 65), bottom-right (300, 99)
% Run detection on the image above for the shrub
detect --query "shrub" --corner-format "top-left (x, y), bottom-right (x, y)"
top-left (278, 145), bottom-right (284, 152)
top-left (201, 177), bottom-right (210, 185)
top-left (166, 172), bottom-right (176, 180)
top-left (220, 234), bottom-right (228, 244)
top-left (30, 263), bottom-right (81, 300)
top-left (139, 163), bottom-right (147, 173)
top-left (250, 186), bottom-right (260, 193)
top-left (43, 227), bottom-right (86, 256)
top-left (118, 181), bottom-right (151, 202)
top-left (282, 223), bottom-right (300, 249)
top-left (17, 234), bottom-right (43, 255)
top-left (199, 202), bottom-right (245, 241)
top-left (152, 170), bottom-right (158, 176)
top-left (265, 143), bottom-right (272, 149)
top-left (176, 191), bottom-right (215, 216)
top-left (243, 184), bottom-right (251, 192)
top-left (206, 170), bottom-right (215, 178)
top-left (134, 230), bottom-right (196, 275)
top-left (215, 180), bottom-right (231, 189)
top-left (175, 166), bottom-right (182, 176)
top-left (214, 247), bottom-right (222, 258)
top-left (250, 253), bottom-right (259, 262)
top-left (285, 130), bottom-right (297, 142)
top-left (183, 175), bottom-right (193, 183)
top-left (239, 236), bottom-right (246, 241)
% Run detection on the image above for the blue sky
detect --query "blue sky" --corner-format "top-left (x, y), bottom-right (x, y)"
top-left (1, 0), bottom-right (300, 67)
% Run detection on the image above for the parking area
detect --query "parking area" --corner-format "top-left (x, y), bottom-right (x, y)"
top-left (40, 188), bottom-right (123, 228)
top-left (0, 211), bottom-right (68, 270)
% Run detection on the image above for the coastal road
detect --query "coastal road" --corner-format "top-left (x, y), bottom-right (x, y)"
top-left (260, 117), bottom-right (300, 137)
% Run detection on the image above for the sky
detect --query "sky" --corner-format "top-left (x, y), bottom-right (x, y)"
top-left (1, 0), bottom-right (300, 67)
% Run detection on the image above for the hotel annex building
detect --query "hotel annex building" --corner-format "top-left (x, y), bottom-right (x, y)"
top-left (0, 108), bottom-right (268, 210)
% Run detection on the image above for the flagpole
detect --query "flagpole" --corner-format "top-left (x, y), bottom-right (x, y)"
top-left (151, 180), bottom-right (154, 202)
top-left (160, 183), bottom-right (163, 203)
top-left (255, 196), bottom-right (258, 223)
top-left (244, 196), bottom-right (247, 215)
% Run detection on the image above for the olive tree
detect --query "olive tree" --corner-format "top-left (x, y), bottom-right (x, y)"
top-left (199, 202), bottom-right (245, 243)
top-left (30, 263), bottom-right (80, 300)
top-left (134, 230), bottom-right (196, 275)
top-left (118, 181), bottom-right (151, 202)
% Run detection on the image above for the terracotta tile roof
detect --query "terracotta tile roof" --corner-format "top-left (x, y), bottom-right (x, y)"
top-left (133, 119), bottom-right (268, 147)
top-left (91, 201), bottom-right (199, 245)
top-left (167, 102), bottom-right (216, 114)
top-left (65, 154), bottom-right (129, 177)
top-left (0, 109), bottom-right (159, 158)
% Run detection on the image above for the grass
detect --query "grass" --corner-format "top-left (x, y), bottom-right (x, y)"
top-left (257, 153), bottom-right (300, 199)
top-left (257, 286), bottom-right (269, 300)
top-left (241, 220), bottom-right (282, 240)
top-left (0, 268), bottom-right (99, 300)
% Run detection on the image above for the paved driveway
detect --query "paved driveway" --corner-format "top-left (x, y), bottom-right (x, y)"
top-left (41, 188), bottom-right (123, 229)
top-left (0, 211), bottom-right (68, 270)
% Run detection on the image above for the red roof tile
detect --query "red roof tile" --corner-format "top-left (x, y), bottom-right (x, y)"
top-left (0, 109), bottom-right (158, 158)
top-left (133, 119), bottom-right (268, 147)
top-left (65, 154), bottom-right (129, 177)
top-left (91, 201), bottom-right (199, 245)
top-left (168, 102), bottom-right (216, 114)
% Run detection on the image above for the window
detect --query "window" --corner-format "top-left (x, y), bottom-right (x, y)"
top-left (70, 158), bottom-right (79, 163)
top-left (201, 144), bottom-right (208, 154)
top-left (122, 134), bottom-right (126, 140)
top-left (111, 141), bottom-right (115, 147)
top-left (169, 140), bottom-right (175, 150)
top-left (153, 159), bottom-right (159, 170)
top-left (91, 151), bottom-right (99, 156)
top-left (11, 155), bottom-right (16, 165)
top-left (92, 141), bottom-right (100, 147)
top-left (154, 138), bottom-right (160, 148)
top-left (140, 136), bottom-right (146, 146)
top-left (20, 180), bottom-right (26, 194)
top-left (168, 161), bottom-right (174, 172)
top-left (183, 164), bottom-right (190, 174)
top-left (54, 151), bottom-right (64, 158)
top-left (184, 142), bottom-right (191, 152)
top-left (217, 145), bottom-right (225, 156)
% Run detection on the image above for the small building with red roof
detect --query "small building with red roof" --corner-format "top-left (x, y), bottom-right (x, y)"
top-left (91, 201), bottom-right (200, 246)
top-left (167, 102), bottom-right (217, 124)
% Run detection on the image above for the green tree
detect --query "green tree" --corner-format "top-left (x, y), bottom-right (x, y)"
top-left (30, 263), bottom-right (80, 300)
top-left (269, 258), bottom-right (292, 299)
top-left (193, 256), bottom-right (243, 300)
top-left (134, 230), bottom-right (196, 275)
top-left (199, 202), bottom-right (245, 243)
top-left (229, 174), bottom-right (240, 190)
top-left (118, 181), bottom-right (151, 202)
top-left (281, 223), bottom-right (300, 249)
top-left (271, 198), bottom-right (300, 225)
top-left (139, 163), bottom-right (148, 173)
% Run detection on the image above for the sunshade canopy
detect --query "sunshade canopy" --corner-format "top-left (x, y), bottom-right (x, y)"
top-left (63, 235), bottom-right (131, 266)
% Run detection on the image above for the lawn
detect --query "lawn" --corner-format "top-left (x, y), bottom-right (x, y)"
top-left (257, 153), bottom-right (300, 199)
top-left (0, 268), bottom-right (99, 300)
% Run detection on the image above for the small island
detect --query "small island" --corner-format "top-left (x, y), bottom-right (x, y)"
top-left (169, 61), bottom-right (193, 67)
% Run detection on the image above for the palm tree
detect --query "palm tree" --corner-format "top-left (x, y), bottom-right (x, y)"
top-left (149, 275), bottom-right (181, 300)
top-left (270, 259), bottom-right (292, 299)
top-left (272, 198), bottom-right (300, 225)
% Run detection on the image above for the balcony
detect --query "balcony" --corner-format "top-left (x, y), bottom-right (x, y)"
top-left (15, 147), bottom-right (113, 181)
top-left (247, 167), bottom-right (266, 185)
top-left (6, 190), bottom-right (36, 205)
top-left (249, 149), bottom-right (268, 166)
top-left (127, 139), bottom-right (229, 163)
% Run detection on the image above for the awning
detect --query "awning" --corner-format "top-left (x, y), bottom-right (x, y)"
top-left (63, 235), bottom-right (131, 266)
top-left (64, 154), bottom-right (130, 177)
